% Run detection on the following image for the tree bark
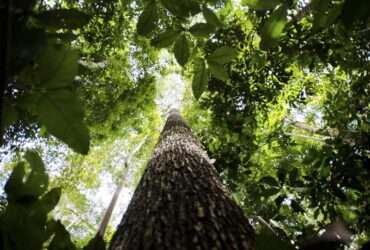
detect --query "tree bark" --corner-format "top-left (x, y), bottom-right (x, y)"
top-left (109, 109), bottom-right (255, 250)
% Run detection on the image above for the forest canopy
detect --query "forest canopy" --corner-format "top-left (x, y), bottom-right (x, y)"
top-left (0, 0), bottom-right (369, 249)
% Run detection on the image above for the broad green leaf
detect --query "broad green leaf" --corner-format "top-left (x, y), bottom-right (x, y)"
top-left (137, 1), bottom-right (158, 36)
top-left (289, 168), bottom-right (299, 184)
top-left (256, 223), bottom-right (295, 250)
top-left (340, 0), bottom-right (370, 27)
top-left (83, 235), bottom-right (106, 250)
top-left (35, 9), bottom-right (91, 29)
top-left (207, 46), bottom-right (237, 64)
top-left (160, 0), bottom-right (189, 17)
top-left (4, 163), bottom-right (26, 200)
top-left (23, 151), bottom-right (49, 197)
top-left (312, 0), bottom-right (343, 30)
top-left (261, 187), bottom-right (280, 197)
top-left (290, 200), bottom-right (304, 213)
top-left (208, 61), bottom-right (228, 81)
top-left (1, 203), bottom-right (47, 250)
top-left (189, 23), bottom-right (216, 37)
top-left (35, 89), bottom-right (90, 154)
top-left (151, 29), bottom-right (179, 48)
top-left (38, 188), bottom-right (62, 214)
top-left (38, 45), bottom-right (79, 89)
top-left (277, 168), bottom-right (287, 183)
top-left (202, 6), bottom-right (222, 27)
top-left (174, 34), bottom-right (190, 66)
top-left (48, 220), bottom-right (77, 250)
top-left (183, 0), bottom-right (201, 15)
top-left (260, 4), bottom-right (288, 49)
top-left (242, 0), bottom-right (281, 10)
top-left (333, 187), bottom-right (347, 201)
top-left (192, 59), bottom-right (209, 99)
top-left (260, 176), bottom-right (279, 187)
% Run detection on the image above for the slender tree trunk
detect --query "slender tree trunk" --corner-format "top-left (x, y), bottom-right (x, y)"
top-left (109, 109), bottom-right (255, 250)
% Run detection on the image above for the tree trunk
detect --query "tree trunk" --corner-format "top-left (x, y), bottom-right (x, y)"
top-left (109, 109), bottom-right (255, 250)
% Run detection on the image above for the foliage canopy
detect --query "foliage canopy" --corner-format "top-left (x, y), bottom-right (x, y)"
top-left (1, 0), bottom-right (369, 249)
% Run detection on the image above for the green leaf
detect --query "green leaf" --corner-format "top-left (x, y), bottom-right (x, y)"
top-left (312, 0), bottom-right (343, 30)
top-left (208, 61), bottom-right (228, 81)
top-left (290, 200), bottom-right (304, 213)
top-left (260, 176), bottom-right (279, 187)
top-left (151, 29), bottom-right (179, 48)
top-left (256, 223), bottom-right (295, 250)
top-left (277, 168), bottom-right (286, 183)
top-left (83, 235), bottom-right (106, 250)
top-left (23, 151), bottom-right (49, 197)
top-left (189, 23), bottom-right (216, 37)
top-left (38, 188), bottom-right (62, 214)
top-left (260, 4), bottom-right (288, 49)
top-left (192, 59), bottom-right (209, 99)
top-left (137, 1), bottom-right (158, 36)
top-left (289, 168), bottom-right (299, 184)
top-left (48, 220), bottom-right (76, 250)
top-left (207, 46), bottom-right (238, 64)
top-left (35, 9), bottom-right (91, 29)
top-left (261, 187), bottom-right (280, 197)
top-left (242, 0), bottom-right (281, 10)
top-left (4, 163), bottom-right (26, 200)
top-left (333, 187), bottom-right (347, 201)
top-left (35, 89), bottom-right (90, 154)
top-left (183, 0), bottom-right (201, 16)
top-left (340, 0), bottom-right (370, 27)
top-left (38, 45), bottom-right (79, 89)
top-left (160, 0), bottom-right (189, 17)
top-left (174, 34), bottom-right (190, 66)
top-left (202, 6), bottom-right (222, 27)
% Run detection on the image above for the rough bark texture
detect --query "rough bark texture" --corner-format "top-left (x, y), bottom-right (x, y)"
top-left (109, 109), bottom-right (255, 250)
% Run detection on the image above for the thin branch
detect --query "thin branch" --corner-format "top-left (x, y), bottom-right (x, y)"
top-left (97, 136), bottom-right (149, 238)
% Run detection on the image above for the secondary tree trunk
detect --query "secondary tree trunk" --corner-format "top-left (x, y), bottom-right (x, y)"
top-left (109, 109), bottom-right (255, 250)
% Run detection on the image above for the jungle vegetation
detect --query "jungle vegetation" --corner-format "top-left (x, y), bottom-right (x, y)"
top-left (0, 0), bottom-right (369, 249)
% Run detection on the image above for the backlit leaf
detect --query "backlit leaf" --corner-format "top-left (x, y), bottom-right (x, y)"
top-left (23, 151), bottom-right (49, 197)
top-left (174, 34), bottom-right (190, 66)
top-left (48, 220), bottom-right (76, 250)
top-left (207, 47), bottom-right (237, 64)
top-left (208, 61), bottom-right (228, 81)
top-left (35, 89), bottom-right (90, 154)
top-left (39, 188), bottom-right (62, 214)
top-left (260, 4), bottom-right (288, 49)
top-left (137, 1), bottom-right (158, 36)
top-left (160, 0), bottom-right (189, 17)
top-left (4, 163), bottom-right (26, 200)
top-left (256, 223), bottom-right (295, 250)
top-left (83, 235), bottom-right (106, 250)
top-left (151, 29), bottom-right (179, 48)
top-left (260, 176), bottom-right (279, 187)
top-left (192, 59), bottom-right (209, 99)
top-left (202, 6), bottom-right (222, 27)
top-left (189, 23), bottom-right (216, 37)
top-left (38, 45), bottom-right (79, 89)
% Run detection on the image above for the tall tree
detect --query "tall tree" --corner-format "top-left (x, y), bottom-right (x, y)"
top-left (109, 109), bottom-right (255, 250)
